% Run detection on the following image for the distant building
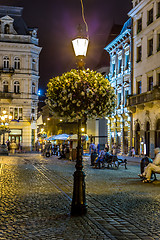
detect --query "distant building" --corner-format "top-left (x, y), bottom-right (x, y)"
top-left (128, 0), bottom-right (160, 157)
top-left (86, 24), bottom-right (123, 150)
top-left (0, 6), bottom-right (41, 150)
top-left (105, 18), bottom-right (132, 154)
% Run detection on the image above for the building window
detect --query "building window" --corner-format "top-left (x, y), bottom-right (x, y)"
top-left (148, 38), bottom-right (153, 57)
top-left (32, 59), bottom-right (36, 71)
top-left (137, 81), bottom-right (141, 94)
top-left (137, 46), bottom-right (142, 62)
top-left (117, 92), bottom-right (121, 107)
top-left (3, 56), bottom-right (9, 69)
top-left (3, 81), bottom-right (8, 93)
top-left (125, 54), bottom-right (129, 69)
top-left (157, 34), bottom-right (160, 52)
top-left (19, 108), bottom-right (23, 120)
top-left (4, 24), bottom-right (10, 34)
top-left (137, 18), bottom-right (142, 34)
top-left (147, 8), bottom-right (153, 25)
top-left (14, 108), bottom-right (18, 120)
top-left (31, 108), bottom-right (35, 114)
top-left (32, 82), bottom-right (36, 94)
top-left (14, 57), bottom-right (20, 69)
top-left (157, 2), bottom-right (160, 18)
top-left (124, 90), bottom-right (129, 106)
top-left (10, 107), bottom-right (23, 120)
top-left (158, 73), bottom-right (160, 86)
top-left (14, 81), bottom-right (20, 94)
top-left (148, 76), bottom-right (153, 91)
top-left (118, 59), bottom-right (122, 73)
top-left (112, 63), bottom-right (115, 76)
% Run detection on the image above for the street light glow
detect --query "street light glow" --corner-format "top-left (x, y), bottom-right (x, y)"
top-left (72, 37), bottom-right (89, 57)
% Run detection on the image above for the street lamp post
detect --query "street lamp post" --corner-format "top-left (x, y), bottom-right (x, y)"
top-left (71, 30), bottom-right (89, 216)
top-left (0, 110), bottom-right (12, 155)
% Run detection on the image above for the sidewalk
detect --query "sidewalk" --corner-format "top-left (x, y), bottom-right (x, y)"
top-left (117, 155), bottom-right (142, 164)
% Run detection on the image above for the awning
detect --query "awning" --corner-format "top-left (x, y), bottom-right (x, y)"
top-left (68, 134), bottom-right (89, 141)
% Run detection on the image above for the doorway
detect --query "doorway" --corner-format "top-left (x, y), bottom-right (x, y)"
top-left (155, 119), bottom-right (160, 147)
top-left (145, 122), bottom-right (150, 156)
top-left (135, 123), bottom-right (140, 155)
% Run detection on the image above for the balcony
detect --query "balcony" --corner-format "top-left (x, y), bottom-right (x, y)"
top-left (0, 68), bottom-right (14, 74)
top-left (127, 87), bottom-right (160, 107)
top-left (0, 92), bottom-right (13, 99)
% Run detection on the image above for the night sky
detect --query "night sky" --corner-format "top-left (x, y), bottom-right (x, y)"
top-left (0, 0), bottom-right (132, 92)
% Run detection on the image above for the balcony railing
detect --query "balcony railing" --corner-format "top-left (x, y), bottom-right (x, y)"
top-left (0, 92), bottom-right (13, 99)
top-left (0, 68), bottom-right (14, 74)
top-left (127, 87), bottom-right (160, 106)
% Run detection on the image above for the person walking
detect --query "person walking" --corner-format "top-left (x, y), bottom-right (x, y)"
top-left (131, 147), bottom-right (135, 157)
top-left (10, 140), bottom-right (17, 154)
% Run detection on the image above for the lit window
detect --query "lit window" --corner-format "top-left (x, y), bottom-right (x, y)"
top-left (14, 57), bottom-right (20, 69)
top-left (14, 108), bottom-right (18, 120)
top-left (10, 107), bottom-right (23, 120)
top-left (3, 81), bottom-right (8, 93)
top-left (19, 108), bottom-right (23, 120)
top-left (14, 81), bottom-right (20, 94)
top-left (3, 56), bottom-right (9, 69)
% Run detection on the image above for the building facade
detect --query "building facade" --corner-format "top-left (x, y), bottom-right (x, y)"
top-left (128, 0), bottom-right (160, 157)
top-left (104, 18), bottom-right (132, 154)
top-left (0, 6), bottom-right (41, 150)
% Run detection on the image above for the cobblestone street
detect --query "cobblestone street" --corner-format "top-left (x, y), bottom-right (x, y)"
top-left (0, 153), bottom-right (160, 239)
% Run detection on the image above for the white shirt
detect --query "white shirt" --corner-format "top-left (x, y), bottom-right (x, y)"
top-left (153, 152), bottom-right (160, 166)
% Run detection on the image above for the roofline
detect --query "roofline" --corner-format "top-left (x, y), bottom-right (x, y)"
top-left (104, 29), bottom-right (131, 52)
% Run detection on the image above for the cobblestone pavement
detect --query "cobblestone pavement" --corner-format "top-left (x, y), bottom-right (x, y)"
top-left (0, 153), bottom-right (160, 239)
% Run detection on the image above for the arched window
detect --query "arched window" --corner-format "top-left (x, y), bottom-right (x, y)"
top-left (14, 57), bottom-right (20, 69)
top-left (4, 24), bottom-right (10, 34)
top-left (32, 82), bottom-right (36, 94)
top-left (3, 56), bottom-right (9, 69)
top-left (3, 81), bottom-right (8, 93)
top-left (14, 81), bottom-right (20, 94)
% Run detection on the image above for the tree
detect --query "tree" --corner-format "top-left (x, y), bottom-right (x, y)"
top-left (47, 68), bottom-right (116, 216)
top-left (47, 68), bottom-right (116, 121)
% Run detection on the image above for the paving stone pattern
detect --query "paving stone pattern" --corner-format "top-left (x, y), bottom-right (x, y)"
top-left (0, 153), bottom-right (159, 239)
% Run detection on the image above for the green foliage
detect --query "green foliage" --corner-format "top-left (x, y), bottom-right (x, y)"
top-left (47, 69), bottom-right (116, 121)
top-left (0, 126), bottom-right (10, 135)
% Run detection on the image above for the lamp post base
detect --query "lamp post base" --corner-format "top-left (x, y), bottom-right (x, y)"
top-left (71, 169), bottom-right (87, 216)
top-left (0, 144), bottom-right (8, 156)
